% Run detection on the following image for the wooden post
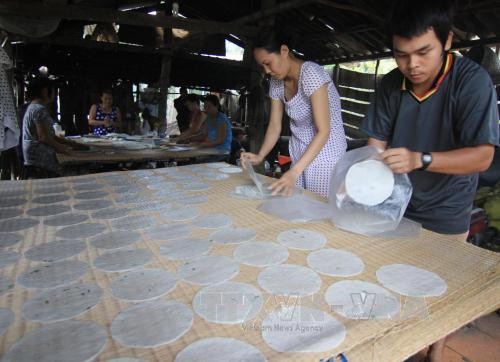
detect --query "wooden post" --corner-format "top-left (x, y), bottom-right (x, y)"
top-left (247, 0), bottom-right (276, 161)
top-left (158, 11), bottom-right (173, 136)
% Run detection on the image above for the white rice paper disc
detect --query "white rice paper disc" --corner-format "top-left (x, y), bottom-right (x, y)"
top-left (325, 280), bottom-right (399, 320)
top-left (137, 175), bottom-right (165, 185)
top-left (133, 201), bottom-right (174, 212)
top-left (182, 182), bottom-right (211, 192)
top-left (146, 223), bottom-right (193, 241)
top-left (92, 207), bottom-right (131, 219)
top-left (257, 264), bottom-right (321, 296)
top-left (72, 176), bottom-right (98, 184)
top-left (231, 185), bottom-right (264, 200)
top-left (0, 218), bottom-right (38, 232)
top-left (261, 306), bottom-right (346, 352)
top-left (55, 222), bottom-right (106, 239)
top-left (111, 215), bottom-right (156, 230)
top-left (24, 239), bottom-right (86, 262)
top-left (0, 208), bottom-right (23, 220)
top-left (111, 300), bottom-right (192, 348)
top-left (175, 337), bottom-right (266, 362)
top-left (345, 159), bottom-right (395, 206)
top-left (0, 190), bottom-right (27, 198)
top-left (34, 186), bottom-right (68, 194)
top-left (162, 207), bottom-right (199, 222)
top-left (193, 214), bottom-right (232, 229)
top-left (0, 276), bottom-right (14, 295)
top-left (115, 193), bottom-right (145, 204)
top-left (179, 194), bottom-right (209, 205)
top-left (209, 227), bottom-right (256, 245)
top-left (0, 251), bottom-right (20, 268)
top-left (90, 230), bottom-right (141, 250)
top-left (206, 162), bottom-right (228, 168)
top-left (277, 229), bottom-right (327, 250)
top-left (233, 241), bottom-right (289, 267)
top-left (109, 268), bottom-right (177, 302)
top-left (193, 282), bottom-right (263, 324)
top-left (0, 233), bottom-right (22, 248)
top-left (202, 172), bottom-right (229, 181)
top-left (178, 255), bottom-right (239, 286)
top-left (74, 200), bottom-right (112, 211)
top-left (0, 308), bottom-right (14, 336)
top-left (72, 183), bottom-right (96, 191)
top-left (22, 283), bottom-right (102, 322)
top-left (376, 264), bottom-right (447, 297)
top-left (219, 167), bottom-right (242, 174)
top-left (146, 181), bottom-right (177, 191)
top-left (32, 194), bottom-right (70, 204)
top-left (160, 238), bottom-right (211, 260)
top-left (44, 213), bottom-right (89, 227)
top-left (17, 260), bottom-right (88, 289)
top-left (26, 205), bottom-right (70, 217)
top-left (74, 191), bottom-right (109, 200)
top-left (0, 198), bottom-right (27, 208)
top-left (307, 248), bottom-right (365, 277)
top-left (2, 320), bottom-right (107, 362)
top-left (93, 248), bottom-right (153, 272)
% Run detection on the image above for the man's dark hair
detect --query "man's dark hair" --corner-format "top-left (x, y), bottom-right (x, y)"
top-left (388, 0), bottom-right (455, 48)
top-left (204, 94), bottom-right (220, 109)
top-left (185, 93), bottom-right (200, 105)
top-left (179, 87), bottom-right (187, 95)
top-left (26, 77), bottom-right (55, 99)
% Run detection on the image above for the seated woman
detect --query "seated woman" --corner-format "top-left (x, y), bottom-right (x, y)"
top-left (176, 94), bottom-right (206, 143)
top-left (22, 77), bottom-right (87, 176)
top-left (88, 90), bottom-right (122, 135)
top-left (192, 95), bottom-right (232, 159)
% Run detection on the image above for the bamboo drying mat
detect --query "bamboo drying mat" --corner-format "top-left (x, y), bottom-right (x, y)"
top-left (0, 164), bottom-right (498, 362)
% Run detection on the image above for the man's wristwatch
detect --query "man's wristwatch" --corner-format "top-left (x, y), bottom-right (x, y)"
top-left (419, 152), bottom-right (432, 170)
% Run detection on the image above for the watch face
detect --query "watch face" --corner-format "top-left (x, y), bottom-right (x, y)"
top-left (423, 154), bottom-right (432, 163)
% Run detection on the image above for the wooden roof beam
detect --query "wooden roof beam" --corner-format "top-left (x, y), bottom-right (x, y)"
top-left (0, 1), bottom-right (257, 37)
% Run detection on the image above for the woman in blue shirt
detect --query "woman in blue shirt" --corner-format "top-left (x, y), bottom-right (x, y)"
top-left (196, 95), bottom-right (232, 155)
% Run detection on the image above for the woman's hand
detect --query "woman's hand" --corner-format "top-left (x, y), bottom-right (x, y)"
top-left (268, 168), bottom-right (300, 196)
top-left (103, 117), bottom-right (112, 127)
top-left (240, 152), bottom-right (264, 168)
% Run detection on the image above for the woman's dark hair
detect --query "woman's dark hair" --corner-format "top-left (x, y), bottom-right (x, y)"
top-left (203, 94), bottom-right (220, 110)
top-left (253, 27), bottom-right (294, 54)
top-left (101, 89), bottom-right (113, 96)
top-left (26, 77), bottom-right (55, 99)
top-left (388, 0), bottom-right (454, 48)
top-left (185, 93), bottom-right (200, 105)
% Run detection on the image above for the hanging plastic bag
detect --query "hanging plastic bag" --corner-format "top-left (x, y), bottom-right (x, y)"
top-left (329, 145), bottom-right (414, 236)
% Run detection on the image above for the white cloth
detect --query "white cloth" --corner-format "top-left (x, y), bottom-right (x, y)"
top-left (0, 47), bottom-right (19, 151)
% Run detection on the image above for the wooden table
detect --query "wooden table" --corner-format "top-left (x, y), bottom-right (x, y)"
top-left (57, 137), bottom-right (226, 166)
top-left (0, 165), bottom-right (498, 361)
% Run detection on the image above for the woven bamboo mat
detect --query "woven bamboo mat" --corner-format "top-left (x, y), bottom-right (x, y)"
top-left (0, 164), bottom-right (498, 362)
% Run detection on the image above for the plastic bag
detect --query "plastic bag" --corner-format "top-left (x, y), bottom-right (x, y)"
top-left (329, 146), bottom-right (414, 236)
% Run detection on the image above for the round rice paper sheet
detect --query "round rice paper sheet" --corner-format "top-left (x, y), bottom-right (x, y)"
top-left (111, 300), bottom-right (192, 348)
top-left (345, 159), bottom-right (394, 206)
top-left (175, 337), bottom-right (266, 362)
top-left (257, 264), bottom-right (321, 296)
top-left (261, 306), bottom-right (346, 352)
top-left (376, 264), bottom-right (447, 297)
top-left (2, 320), bottom-right (107, 362)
